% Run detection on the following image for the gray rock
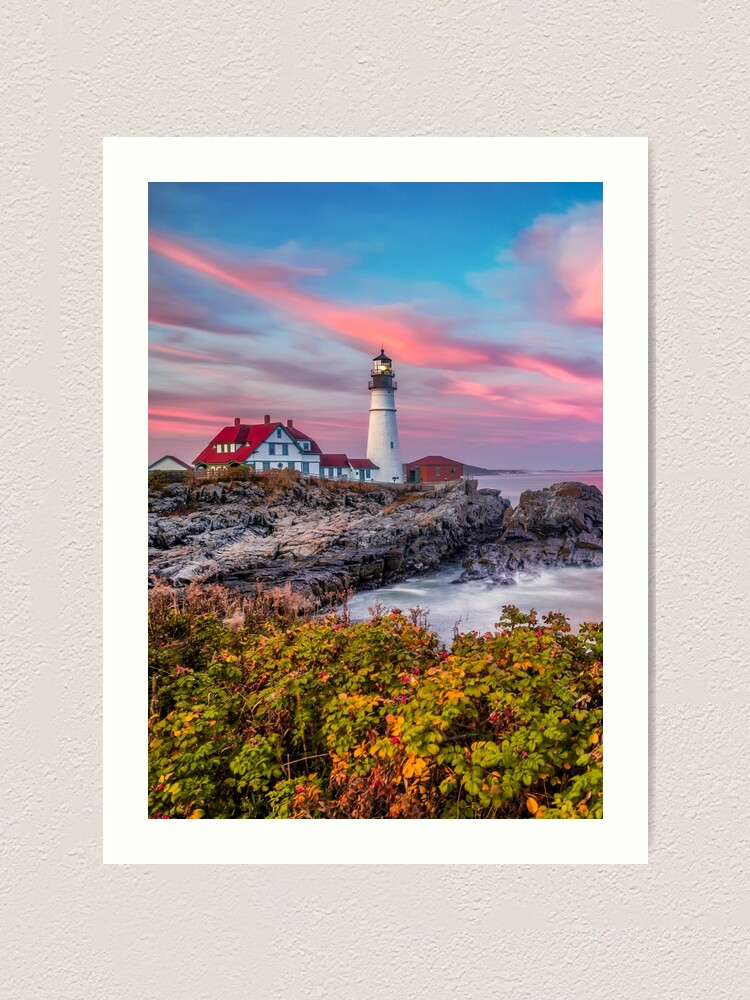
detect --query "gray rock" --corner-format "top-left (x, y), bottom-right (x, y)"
top-left (148, 478), bottom-right (511, 601)
top-left (459, 482), bottom-right (603, 583)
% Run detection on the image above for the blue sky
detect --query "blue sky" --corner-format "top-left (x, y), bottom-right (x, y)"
top-left (149, 182), bottom-right (603, 468)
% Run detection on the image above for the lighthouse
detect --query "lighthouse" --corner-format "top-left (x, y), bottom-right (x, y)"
top-left (366, 348), bottom-right (403, 483)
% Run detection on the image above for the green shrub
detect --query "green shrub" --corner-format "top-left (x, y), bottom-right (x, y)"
top-left (148, 601), bottom-right (603, 820)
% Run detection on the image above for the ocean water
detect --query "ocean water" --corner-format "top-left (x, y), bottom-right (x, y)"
top-left (345, 469), bottom-right (603, 643)
top-left (475, 470), bottom-right (603, 507)
top-left (346, 563), bottom-right (603, 645)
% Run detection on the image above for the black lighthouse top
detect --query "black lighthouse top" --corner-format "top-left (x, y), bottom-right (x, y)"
top-left (369, 348), bottom-right (397, 389)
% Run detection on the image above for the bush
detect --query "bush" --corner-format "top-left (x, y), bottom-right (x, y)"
top-left (148, 600), bottom-right (603, 820)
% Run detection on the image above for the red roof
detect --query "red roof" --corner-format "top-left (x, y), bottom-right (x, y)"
top-left (349, 458), bottom-right (378, 469)
top-left (319, 453), bottom-right (350, 468)
top-left (287, 425), bottom-right (323, 455)
top-left (405, 455), bottom-right (464, 468)
top-left (193, 420), bottom-right (321, 466)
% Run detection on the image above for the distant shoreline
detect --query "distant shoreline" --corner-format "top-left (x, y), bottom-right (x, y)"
top-left (466, 468), bottom-right (603, 476)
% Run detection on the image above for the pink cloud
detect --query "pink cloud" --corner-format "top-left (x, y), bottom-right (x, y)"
top-left (474, 202), bottom-right (603, 329)
top-left (149, 278), bottom-right (259, 338)
top-left (149, 343), bottom-right (218, 363)
top-left (149, 232), bottom-right (600, 385)
top-left (436, 375), bottom-right (601, 424)
top-left (514, 204), bottom-right (602, 326)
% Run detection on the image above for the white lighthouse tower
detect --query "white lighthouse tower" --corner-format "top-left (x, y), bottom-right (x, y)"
top-left (366, 348), bottom-right (403, 483)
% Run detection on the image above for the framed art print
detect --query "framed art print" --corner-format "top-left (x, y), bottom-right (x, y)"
top-left (104, 137), bottom-right (648, 863)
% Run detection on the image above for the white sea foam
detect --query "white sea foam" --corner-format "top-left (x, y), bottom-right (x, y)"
top-left (346, 563), bottom-right (603, 644)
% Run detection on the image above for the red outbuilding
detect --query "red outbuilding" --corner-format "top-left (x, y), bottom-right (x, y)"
top-left (404, 455), bottom-right (464, 484)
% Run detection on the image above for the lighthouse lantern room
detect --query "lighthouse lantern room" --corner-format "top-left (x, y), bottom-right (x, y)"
top-left (366, 348), bottom-right (403, 483)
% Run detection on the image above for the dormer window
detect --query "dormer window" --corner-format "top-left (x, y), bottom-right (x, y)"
top-left (301, 440), bottom-right (310, 450)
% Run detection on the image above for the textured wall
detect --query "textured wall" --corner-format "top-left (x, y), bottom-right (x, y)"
top-left (4, 1), bottom-right (749, 997)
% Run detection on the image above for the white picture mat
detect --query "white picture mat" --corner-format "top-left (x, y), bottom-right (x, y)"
top-left (103, 136), bottom-right (647, 864)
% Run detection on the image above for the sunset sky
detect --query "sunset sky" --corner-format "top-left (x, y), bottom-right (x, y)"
top-left (148, 182), bottom-right (602, 469)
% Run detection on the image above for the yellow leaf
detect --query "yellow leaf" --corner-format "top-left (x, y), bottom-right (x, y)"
top-left (189, 809), bottom-right (204, 819)
top-left (526, 796), bottom-right (539, 815)
top-left (591, 731), bottom-right (600, 744)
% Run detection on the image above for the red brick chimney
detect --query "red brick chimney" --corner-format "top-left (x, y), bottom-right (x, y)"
top-left (234, 417), bottom-right (240, 427)
top-left (264, 414), bottom-right (270, 424)
top-left (286, 419), bottom-right (293, 428)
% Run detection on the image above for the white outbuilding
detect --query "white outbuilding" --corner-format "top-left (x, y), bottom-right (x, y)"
top-left (148, 455), bottom-right (193, 472)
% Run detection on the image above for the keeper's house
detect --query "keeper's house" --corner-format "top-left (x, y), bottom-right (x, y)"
top-left (404, 455), bottom-right (464, 484)
top-left (193, 416), bottom-right (378, 481)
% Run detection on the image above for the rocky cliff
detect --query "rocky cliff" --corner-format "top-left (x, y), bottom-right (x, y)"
top-left (148, 477), bottom-right (510, 601)
top-left (460, 481), bottom-right (603, 584)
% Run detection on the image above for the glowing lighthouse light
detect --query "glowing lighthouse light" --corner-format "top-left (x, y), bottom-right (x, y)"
top-left (366, 347), bottom-right (403, 484)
